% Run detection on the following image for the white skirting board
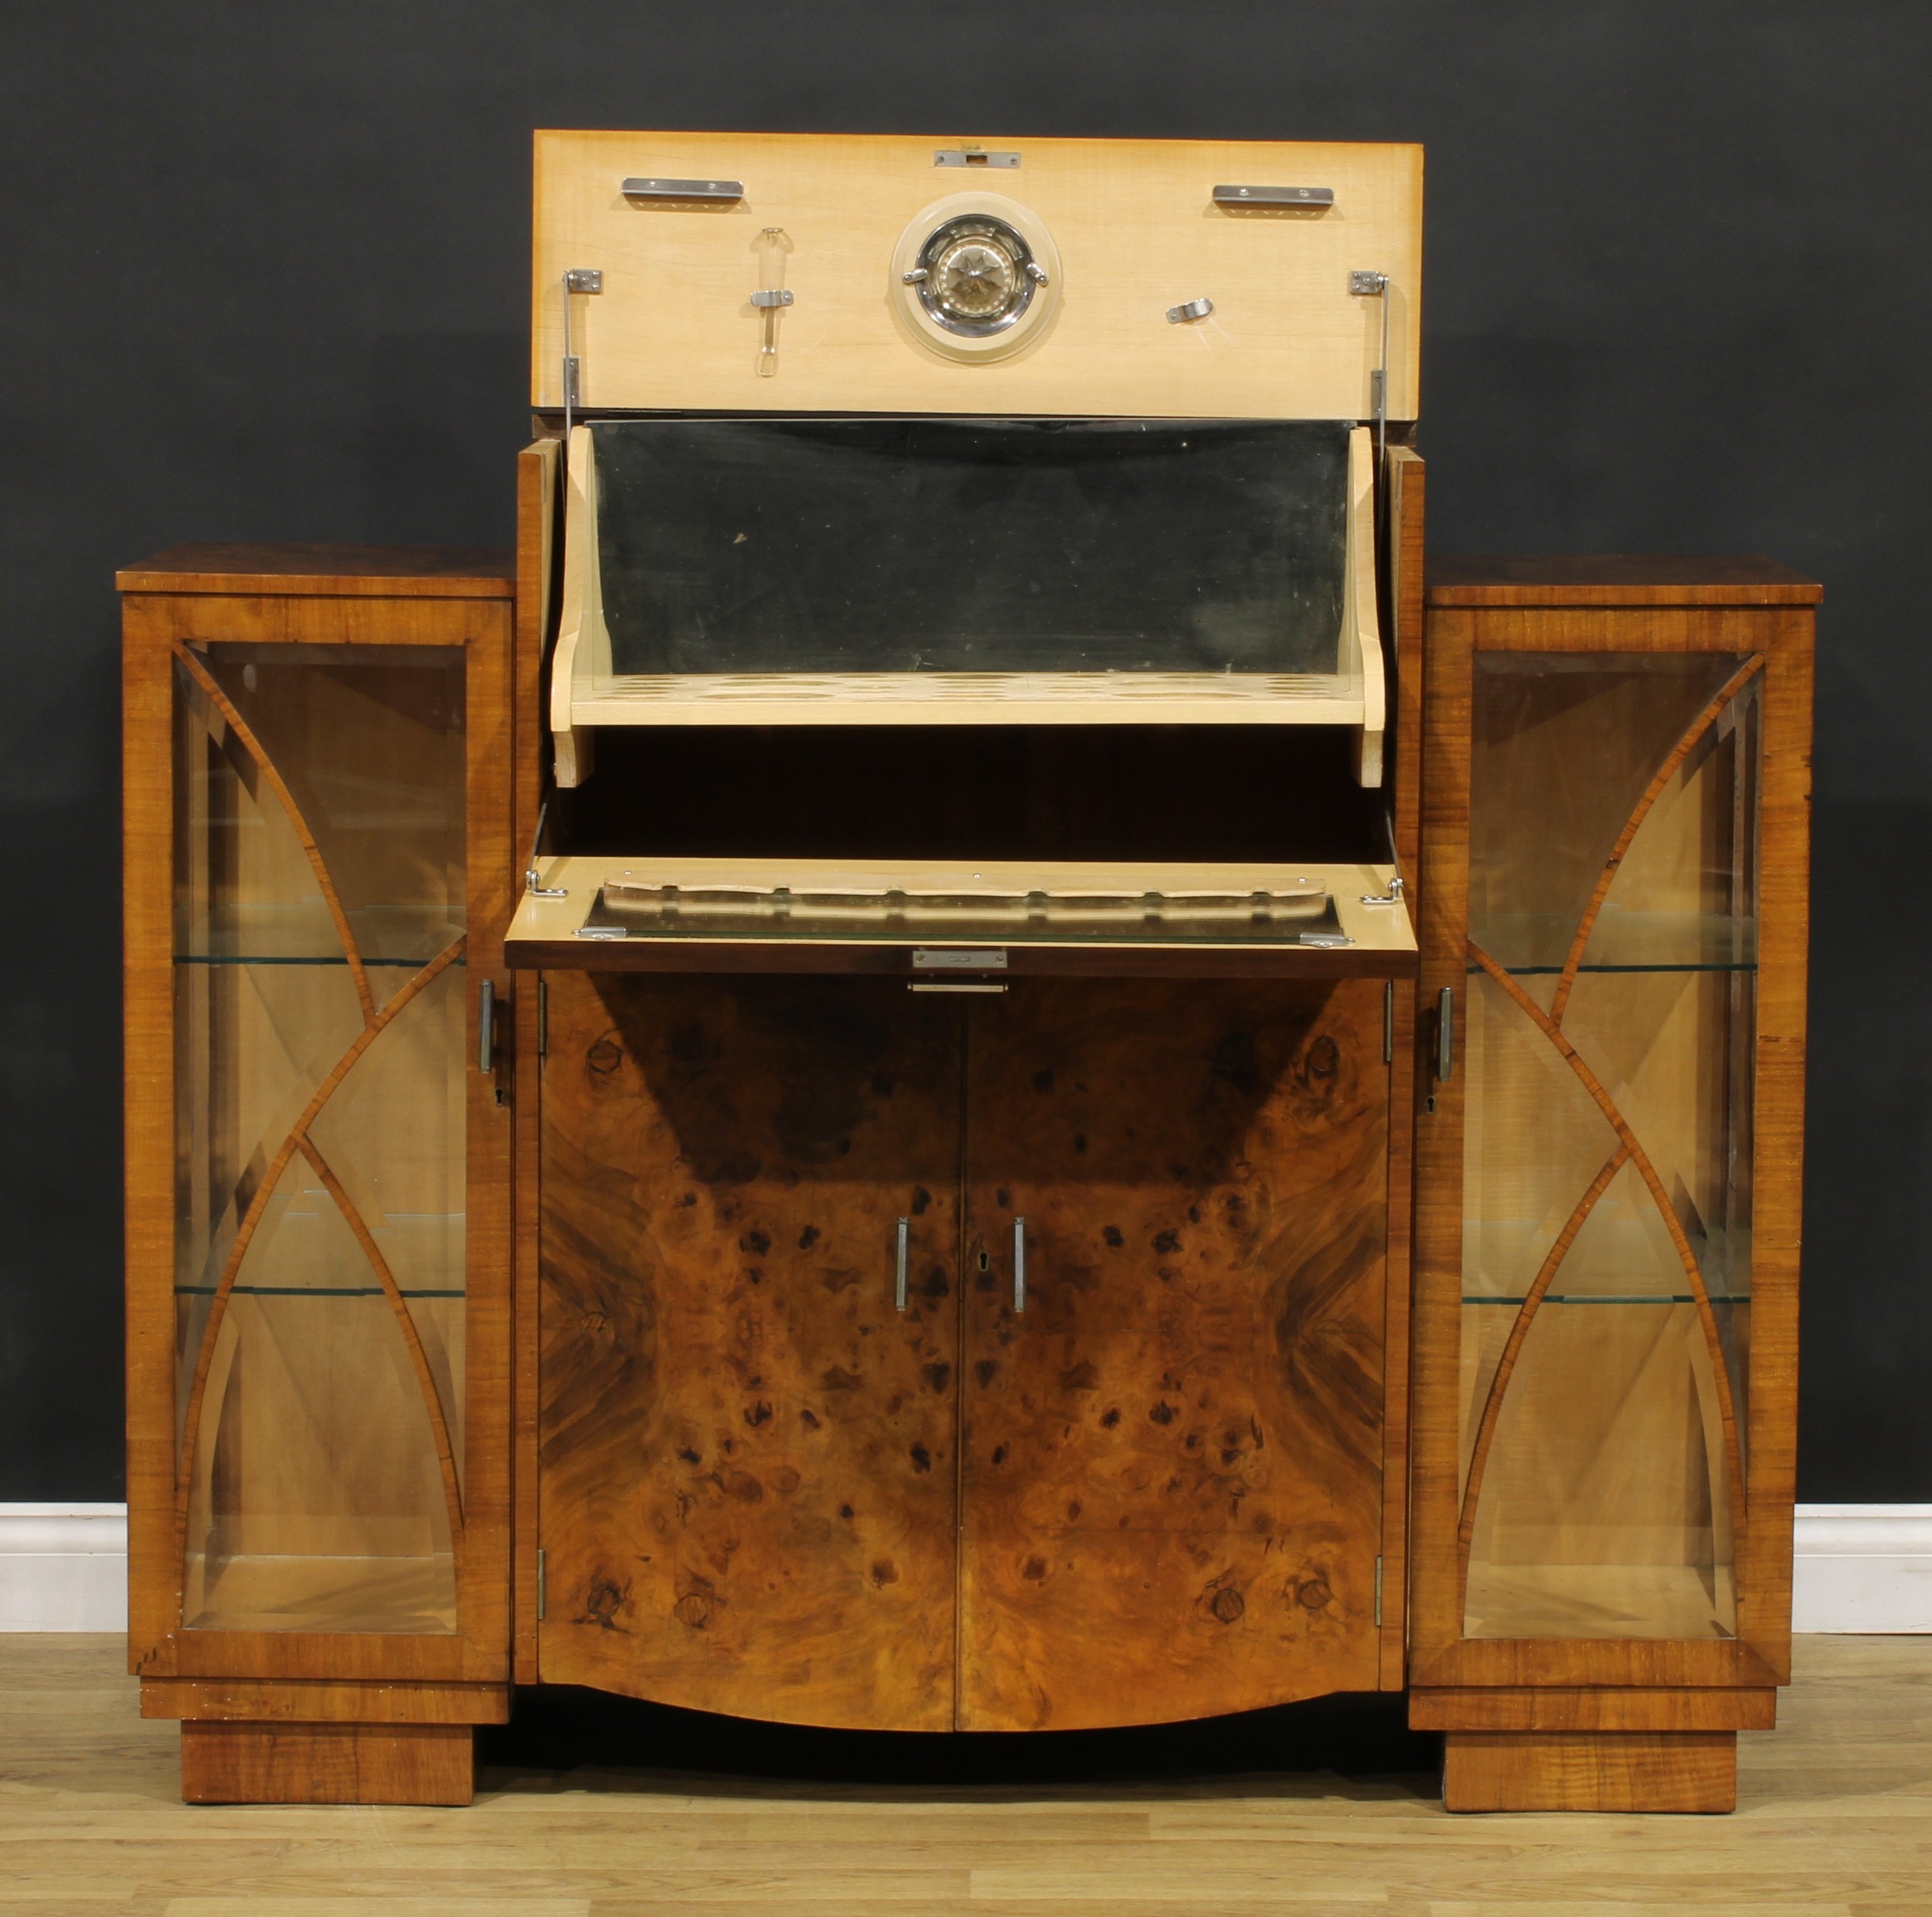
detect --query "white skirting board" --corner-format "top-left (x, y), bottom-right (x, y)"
top-left (2, 1503), bottom-right (1928, 1633)
top-left (1789, 1504), bottom-right (1932, 1633)
top-left (0, 1505), bottom-right (128, 1630)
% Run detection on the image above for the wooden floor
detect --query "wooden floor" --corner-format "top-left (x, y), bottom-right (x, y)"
top-left (4, 1635), bottom-right (1928, 1914)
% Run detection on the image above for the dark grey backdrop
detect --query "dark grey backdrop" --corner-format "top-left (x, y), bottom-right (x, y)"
top-left (2, 2), bottom-right (1924, 1500)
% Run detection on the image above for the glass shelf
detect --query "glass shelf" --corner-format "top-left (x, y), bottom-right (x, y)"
top-left (1471, 960), bottom-right (1755, 976)
top-left (175, 1285), bottom-right (466, 1299)
top-left (1469, 910), bottom-right (1757, 976)
top-left (1463, 1293), bottom-right (1752, 1306)
top-left (174, 955), bottom-right (456, 967)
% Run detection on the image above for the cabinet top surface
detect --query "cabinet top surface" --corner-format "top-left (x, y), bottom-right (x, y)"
top-left (1426, 553), bottom-right (1823, 608)
top-left (117, 543), bottom-right (515, 598)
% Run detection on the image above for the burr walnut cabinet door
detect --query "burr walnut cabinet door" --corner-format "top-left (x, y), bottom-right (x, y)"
top-left (957, 979), bottom-right (1389, 1731)
top-left (536, 972), bottom-right (963, 1729)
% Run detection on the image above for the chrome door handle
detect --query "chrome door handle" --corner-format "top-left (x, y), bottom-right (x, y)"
top-left (1013, 1217), bottom-right (1026, 1315)
top-left (1436, 986), bottom-right (1454, 1082)
top-left (478, 978), bottom-right (496, 1074)
top-left (894, 1217), bottom-right (909, 1312)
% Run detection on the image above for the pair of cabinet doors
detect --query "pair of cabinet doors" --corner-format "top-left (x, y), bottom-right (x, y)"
top-left (536, 970), bottom-right (1394, 1731)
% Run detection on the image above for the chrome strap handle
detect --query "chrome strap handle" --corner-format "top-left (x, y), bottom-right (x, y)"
top-left (478, 978), bottom-right (496, 1075)
top-left (1436, 986), bottom-right (1455, 1083)
top-left (1012, 1217), bottom-right (1026, 1315)
top-left (894, 1217), bottom-right (909, 1312)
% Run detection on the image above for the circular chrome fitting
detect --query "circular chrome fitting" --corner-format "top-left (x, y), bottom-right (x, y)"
top-left (891, 193), bottom-right (1061, 363)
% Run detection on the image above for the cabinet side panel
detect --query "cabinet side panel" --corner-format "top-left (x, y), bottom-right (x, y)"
top-left (1410, 608), bottom-right (1475, 1662)
top-left (1736, 612), bottom-right (1812, 1679)
top-left (125, 599), bottom-right (182, 1673)
top-left (512, 443), bottom-right (558, 1682)
top-left (462, 601), bottom-right (516, 1680)
top-left (1382, 448), bottom-right (1424, 1682)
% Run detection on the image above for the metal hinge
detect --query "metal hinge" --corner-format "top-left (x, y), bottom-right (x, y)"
top-left (526, 795), bottom-right (566, 899)
top-left (1374, 1554), bottom-right (1384, 1629)
top-left (536, 1547), bottom-right (546, 1622)
top-left (536, 979), bottom-right (549, 1061)
top-left (561, 268), bottom-right (603, 436)
top-left (1349, 269), bottom-right (1391, 463)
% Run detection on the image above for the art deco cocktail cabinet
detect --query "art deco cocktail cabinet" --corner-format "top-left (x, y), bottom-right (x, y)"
top-left (121, 132), bottom-right (1816, 1813)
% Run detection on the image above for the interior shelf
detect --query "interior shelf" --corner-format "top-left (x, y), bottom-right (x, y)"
top-left (550, 418), bottom-right (1389, 788)
top-left (507, 855), bottom-right (1417, 977)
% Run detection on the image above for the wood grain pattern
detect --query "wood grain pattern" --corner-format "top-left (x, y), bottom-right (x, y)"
top-left (1388, 444), bottom-right (1427, 894)
top-left (957, 979), bottom-right (1389, 1730)
top-left (124, 602), bottom-right (184, 1677)
top-left (1407, 604), bottom-right (1475, 1669)
top-left (537, 973), bottom-right (964, 1728)
top-left (1411, 1685), bottom-right (1774, 1731)
top-left (458, 584), bottom-right (519, 1688)
top-left (533, 131), bottom-right (1422, 421)
top-left (1735, 615), bottom-right (1813, 1680)
top-left (117, 544), bottom-right (513, 596)
top-left (179, 1721), bottom-right (474, 1805)
top-left (1379, 977), bottom-right (1418, 1688)
top-left (141, 1677), bottom-right (509, 1724)
top-left (1427, 553), bottom-right (1822, 606)
top-left (513, 442), bottom-right (560, 1686)
top-left (1442, 1729), bottom-right (1737, 1813)
top-left (1373, 451), bottom-right (1423, 1684)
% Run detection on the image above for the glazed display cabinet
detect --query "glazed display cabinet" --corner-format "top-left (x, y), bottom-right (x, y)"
top-left (121, 547), bottom-right (515, 1804)
top-left (1410, 558), bottom-right (1817, 1810)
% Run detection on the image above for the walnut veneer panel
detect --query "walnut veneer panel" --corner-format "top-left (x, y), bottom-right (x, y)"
top-left (1427, 553), bottom-right (1821, 607)
top-left (536, 973), bottom-right (964, 1729)
top-left (179, 1721), bottom-right (474, 1805)
top-left (1443, 1730), bottom-right (1737, 1813)
top-left (957, 978), bottom-right (1389, 1730)
top-left (117, 544), bottom-right (513, 596)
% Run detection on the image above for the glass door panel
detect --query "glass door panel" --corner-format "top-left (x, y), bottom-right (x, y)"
top-left (173, 640), bottom-right (467, 1634)
top-left (1458, 652), bottom-right (1760, 1640)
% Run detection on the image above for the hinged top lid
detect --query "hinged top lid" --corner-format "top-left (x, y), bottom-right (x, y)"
top-left (533, 131), bottom-right (1421, 421)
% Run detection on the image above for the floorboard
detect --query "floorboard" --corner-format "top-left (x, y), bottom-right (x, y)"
top-left (1, 1636), bottom-right (1927, 1913)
